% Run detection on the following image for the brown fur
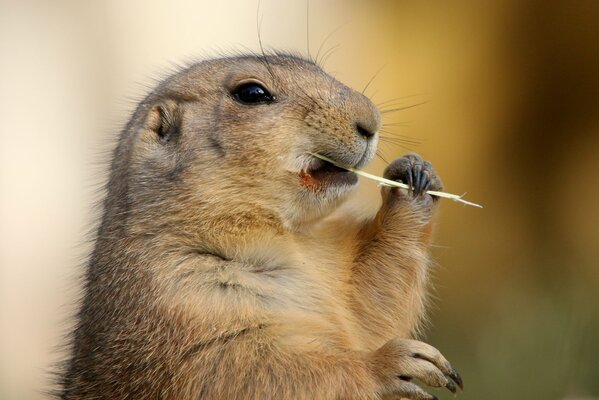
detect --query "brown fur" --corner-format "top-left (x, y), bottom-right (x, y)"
top-left (58, 53), bottom-right (460, 399)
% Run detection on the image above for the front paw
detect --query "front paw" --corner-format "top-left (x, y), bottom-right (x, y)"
top-left (383, 154), bottom-right (443, 202)
top-left (371, 338), bottom-right (463, 400)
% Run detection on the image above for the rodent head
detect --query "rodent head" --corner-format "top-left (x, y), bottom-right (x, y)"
top-left (113, 53), bottom-right (380, 244)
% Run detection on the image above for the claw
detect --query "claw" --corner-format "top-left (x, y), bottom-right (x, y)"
top-left (413, 164), bottom-right (422, 194)
top-left (419, 170), bottom-right (430, 195)
top-left (422, 179), bottom-right (432, 194)
top-left (446, 379), bottom-right (457, 394)
top-left (412, 352), bottom-right (463, 391)
top-left (406, 168), bottom-right (414, 190)
top-left (449, 368), bottom-right (463, 390)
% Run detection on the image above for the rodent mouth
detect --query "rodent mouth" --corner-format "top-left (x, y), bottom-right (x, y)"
top-left (298, 157), bottom-right (358, 190)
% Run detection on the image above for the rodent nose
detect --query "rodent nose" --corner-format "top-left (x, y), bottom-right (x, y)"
top-left (355, 123), bottom-right (376, 139)
top-left (352, 96), bottom-right (381, 140)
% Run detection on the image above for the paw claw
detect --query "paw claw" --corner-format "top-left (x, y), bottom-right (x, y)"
top-left (413, 164), bottom-right (423, 194)
top-left (406, 167), bottom-right (414, 190)
top-left (382, 153), bottom-right (443, 201)
top-left (446, 379), bottom-right (457, 394)
top-left (375, 339), bottom-right (463, 398)
top-left (450, 368), bottom-right (464, 390)
top-left (422, 178), bottom-right (432, 194)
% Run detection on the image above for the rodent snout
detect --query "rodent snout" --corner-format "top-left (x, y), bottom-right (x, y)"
top-left (350, 94), bottom-right (381, 141)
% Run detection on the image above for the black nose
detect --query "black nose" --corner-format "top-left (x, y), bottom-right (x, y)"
top-left (356, 123), bottom-right (376, 139)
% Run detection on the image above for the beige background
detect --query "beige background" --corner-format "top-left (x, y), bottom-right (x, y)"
top-left (1, 1), bottom-right (598, 399)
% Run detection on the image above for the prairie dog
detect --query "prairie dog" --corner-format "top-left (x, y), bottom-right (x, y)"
top-left (59, 53), bottom-right (462, 399)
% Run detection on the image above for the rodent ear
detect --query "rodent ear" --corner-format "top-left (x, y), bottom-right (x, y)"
top-left (143, 99), bottom-right (181, 143)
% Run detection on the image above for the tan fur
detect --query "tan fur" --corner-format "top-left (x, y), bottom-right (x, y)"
top-left (58, 53), bottom-right (460, 399)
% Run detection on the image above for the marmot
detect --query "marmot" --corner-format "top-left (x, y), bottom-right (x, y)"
top-left (58, 53), bottom-right (462, 400)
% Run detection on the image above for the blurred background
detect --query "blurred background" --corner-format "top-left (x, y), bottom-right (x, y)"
top-left (1, 0), bottom-right (597, 399)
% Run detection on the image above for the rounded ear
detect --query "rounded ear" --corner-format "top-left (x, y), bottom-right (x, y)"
top-left (142, 99), bottom-right (181, 144)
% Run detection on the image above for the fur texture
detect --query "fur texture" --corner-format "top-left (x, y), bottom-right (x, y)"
top-left (58, 53), bottom-right (461, 399)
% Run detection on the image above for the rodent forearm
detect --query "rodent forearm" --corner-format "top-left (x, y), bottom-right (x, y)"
top-left (190, 334), bottom-right (381, 400)
top-left (350, 195), bottom-right (435, 343)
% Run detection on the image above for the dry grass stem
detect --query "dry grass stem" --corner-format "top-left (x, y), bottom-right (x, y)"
top-left (308, 152), bottom-right (483, 208)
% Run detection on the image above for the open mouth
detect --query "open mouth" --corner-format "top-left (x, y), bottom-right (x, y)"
top-left (299, 156), bottom-right (358, 190)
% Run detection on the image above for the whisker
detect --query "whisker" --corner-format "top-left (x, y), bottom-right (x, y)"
top-left (379, 132), bottom-right (420, 140)
top-left (256, 1), bottom-right (278, 85)
top-left (319, 44), bottom-right (341, 68)
top-left (375, 149), bottom-right (389, 164)
top-left (306, 0), bottom-right (311, 60)
top-left (380, 101), bottom-right (429, 114)
top-left (382, 121), bottom-right (413, 127)
top-left (379, 143), bottom-right (419, 153)
top-left (378, 140), bottom-right (414, 153)
top-left (315, 22), bottom-right (349, 66)
top-left (362, 64), bottom-right (387, 95)
top-left (376, 93), bottom-right (428, 108)
top-left (379, 132), bottom-right (422, 144)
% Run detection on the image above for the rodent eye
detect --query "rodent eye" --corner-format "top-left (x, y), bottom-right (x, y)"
top-left (232, 82), bottom-right (274, 105)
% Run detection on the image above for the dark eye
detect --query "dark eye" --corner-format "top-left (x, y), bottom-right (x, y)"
top-left (232, 82), bottom-right (274, 105)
